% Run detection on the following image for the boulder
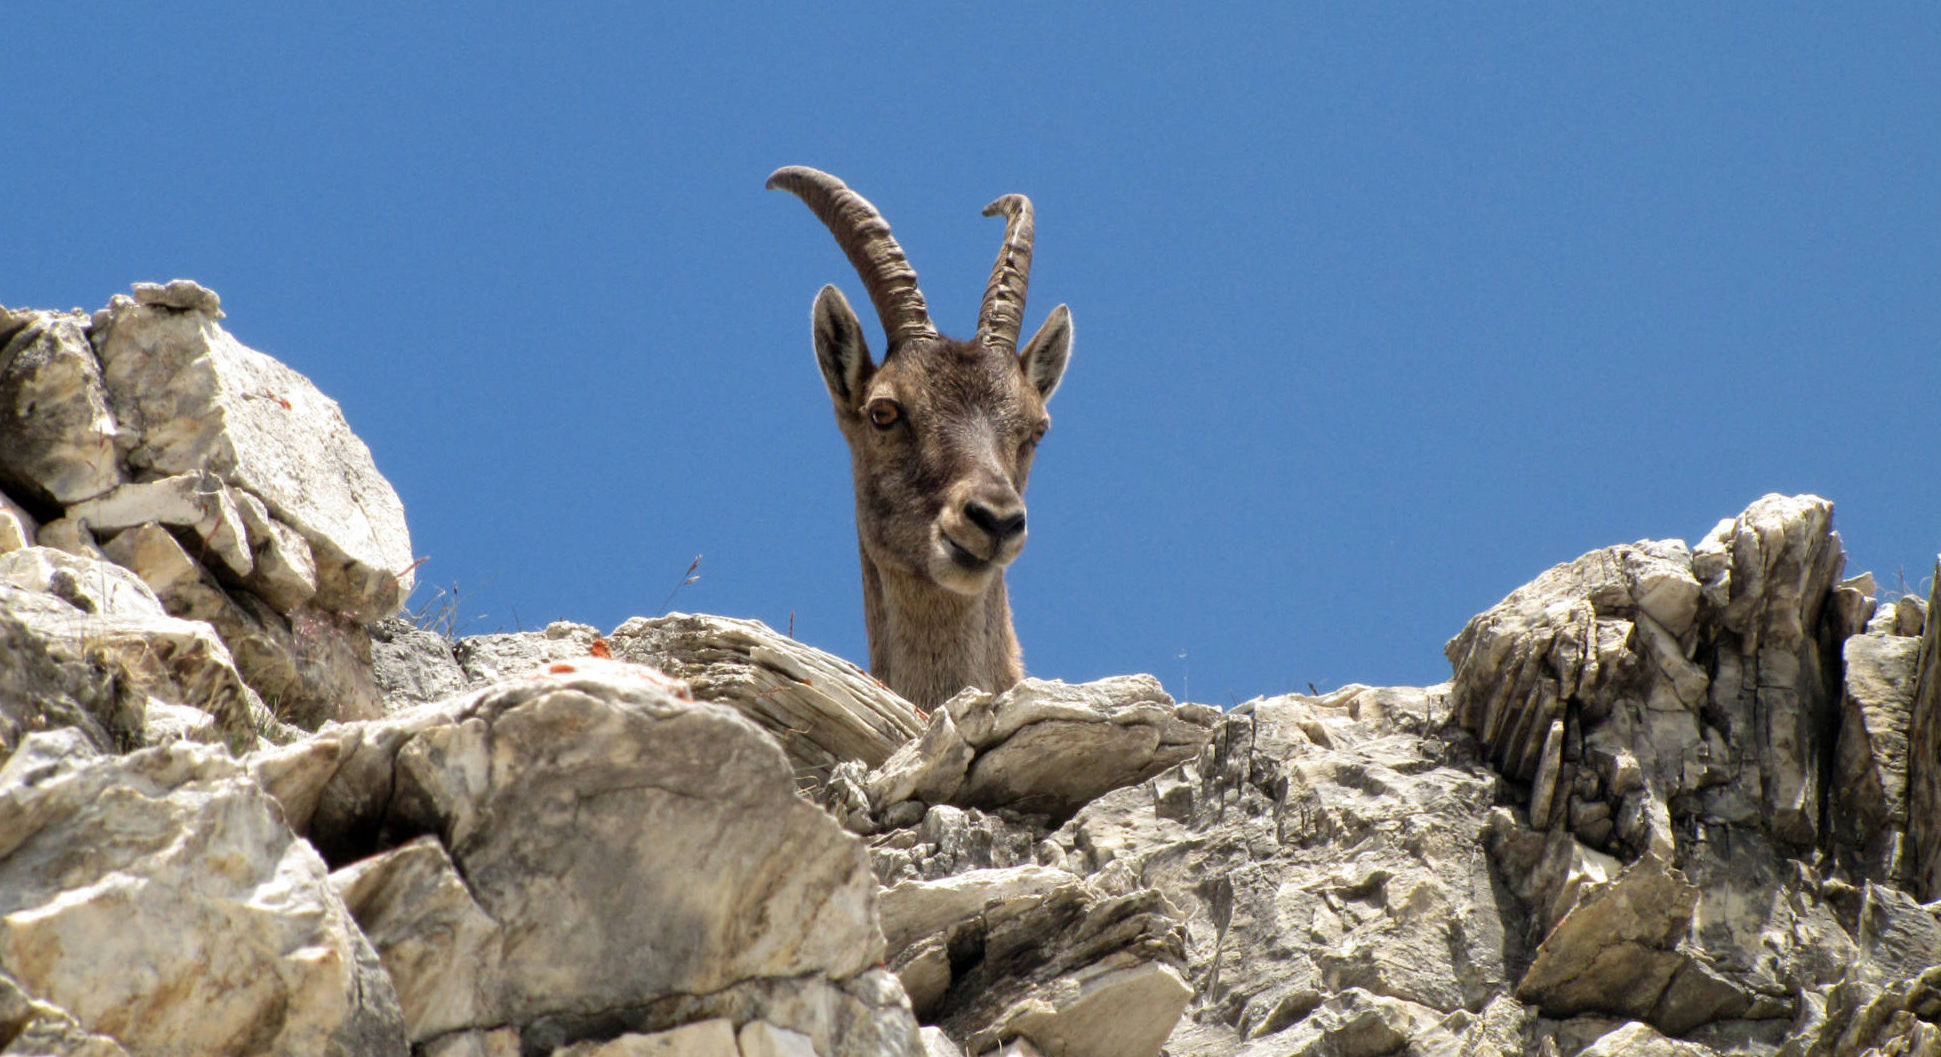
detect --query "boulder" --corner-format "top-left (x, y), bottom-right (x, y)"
top-left (274, 659), bottom-right (922, 1056)
top-left (0, 734), bottom-right (408, 1056)
top-left (852, 675), bottom-right (1220, 826)
top-left (609, 612), bottom-right (927, 786)
top-left (90, 281), bottom-right (412, 620)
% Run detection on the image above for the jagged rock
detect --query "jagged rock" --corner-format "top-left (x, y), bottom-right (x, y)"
top-left (450, 619), bottom-right (604, 683)
top-left (851, 676), bottom-right (1219, 826)
top-left (271, 660), bottom-right (921, 1055)
top-left (0, 969), bottom-right (134, 1056)
top-left (90, 282), bottom-right (412, 621)
top-left (369, 616), bottom-right (469, 709)
top-left (0, 548), bottom-right (269, 756)
top-left (69, 471), bottom-right (253, 578)
top-left (231, 488), bottom-right (319, 612)
top-left (1907, 559), bottom-right (1941, 901)
top-left (0, 313), bottom-right (125, 506)
top-left (0, 733), bottom-right (408, 1056)
top-left (608, 612), bottom-right (926, 785)
top-left (99, 522), bottom-right (382, 728)
top-left (867, 803), bottom-right (1057, 884)
top-left (1829, 627), bottom-right (1919, 875)
top-left (1040, 684), bottom-right (1515, 1055)
top-left (34, 516), bottom-right (106, 560)
top-left (0, 489), bottom-right (36, 555)
top-left (922, 878), bottom-right (1192, 1057)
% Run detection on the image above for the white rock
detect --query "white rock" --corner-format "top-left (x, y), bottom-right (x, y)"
top-left (0, 488), bottom-right (37, 555)
top-left (609, 612), bottom-right (927, 784)
top-left (91, 284), bottom-right (412, 620)
top-left (554, 1020), bottom-right (739, 1057)
top-left (68, 471), bottom-right (254, 578)
top-left (738, 1021), bottom-right (820, 1057)
top-left (295, 661), bottom-right (894, 1036)
top-left (0, 735), bottom-right (407, 1055)
top-left (0, 313), bottom-right (125, 505)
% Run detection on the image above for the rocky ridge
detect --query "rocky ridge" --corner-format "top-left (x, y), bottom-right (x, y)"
top-left (1, 284), bottom-right (1938, 1057)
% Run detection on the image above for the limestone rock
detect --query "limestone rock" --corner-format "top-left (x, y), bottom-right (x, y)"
top-left (0, 734), bottom-right (408, 1056)
top-left (276, 661), bottom-right (919, 1055)
top-left (0, 549), bottom-right (269, 756)
top-left (608, 612), bottom-right (926, 785)
top-left (450, 619), bottom-right (605, 683)
top-left (68, 471), bottom-right (253, 578)
top-left (1908, 559), bottom-right (1941, 900)
top-left (1829, 629), bottom-right (1920, 876)
top-left (0, 313), bottom-right (125, 506)
top-left (0, 489), bottom-right (36, 556)
top-left (851, 676), bottom-right (1219, 826)
top-left (369, 616), bottom-right (469, 709)
top-left (91, 283), bottom-right (412, 620)
top-left (99, 522), bottom-right (382, 729)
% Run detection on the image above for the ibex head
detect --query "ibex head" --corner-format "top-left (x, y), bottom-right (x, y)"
top-left (768, 166), bottom-right (1073, 599)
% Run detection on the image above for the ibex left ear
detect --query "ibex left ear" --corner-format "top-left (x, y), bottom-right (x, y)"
top-left (1018, 304), bottom-right (1073, 401)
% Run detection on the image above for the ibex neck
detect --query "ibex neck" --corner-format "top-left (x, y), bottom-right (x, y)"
top-left (860, 543), bottom-right (1022, 711)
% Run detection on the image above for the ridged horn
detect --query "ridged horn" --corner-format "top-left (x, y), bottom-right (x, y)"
top-left (976, 194), bottom-right (1035, 353)
top-left (767, 166), bottom-right (936, 348)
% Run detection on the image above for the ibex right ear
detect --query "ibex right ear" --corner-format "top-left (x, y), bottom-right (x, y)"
top-left (812, 285), bottom-right (875, 411)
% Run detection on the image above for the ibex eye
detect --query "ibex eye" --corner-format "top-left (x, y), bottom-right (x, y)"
top-left (1030, 422), bottom-right (1049, 444)
top-left (867, 400), bottom-right (902, 429)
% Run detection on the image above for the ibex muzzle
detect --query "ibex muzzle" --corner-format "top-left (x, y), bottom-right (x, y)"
top-left (769, 166), bottom-right (1074, 709)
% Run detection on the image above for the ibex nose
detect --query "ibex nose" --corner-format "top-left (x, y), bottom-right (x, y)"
top-left (965, 500), bottom-right (1026, 545)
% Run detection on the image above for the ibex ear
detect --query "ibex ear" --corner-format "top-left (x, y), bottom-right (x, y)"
top-left (1018, 304), bottom-right (1073, 401)
top-left (812, 285), bottom-right (875, 410)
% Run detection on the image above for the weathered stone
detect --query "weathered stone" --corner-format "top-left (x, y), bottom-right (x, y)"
top-left (0, 735), bottom-right (407, 1056)
top-left (99, 522), bottom-right (382, 728)
top-left (279, 661), bottom-right (913, 1052)
top-left (1908, 558), bottom-right (1941, 901)
top-left (331, 837), bottom-right (502, 1042)
top-left (91, 284), bottom-right (412, 620)
top-left (450, 620), bottom-right (605, 683)
top-left (1829, 631), bottom-right (1920, 875)
top-left (68, 472), bottom-right (253, 578)
top-left (232, 489), bottom-right (318, 613)
top-left (553, 1020), bottom-right (740, 1056)
top-left (0, 489), bottom-right (36, 556)
top-left (609, 612), bottom-right (926, 785)
top-left (33, 517), bottom-right (104, 560)
top-left (0, 313), bottom-right (125, 506)
top-left (868, 703), bottom-right (977, 810)
top-left (0, 550), bottom-right (268, 754)
top-left (369, 616), bottom-right (469, 710)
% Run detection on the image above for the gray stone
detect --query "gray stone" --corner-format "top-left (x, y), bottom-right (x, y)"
top-left (608, 612), bottom-right (926, 785)
top-left (0, 313), bottom-right (125, 506)
top-left (276, 661), bottom-right (918, 1054)
top-left (99, 522), bottom-right (382, 728)
top-left (68, 472), bottom-right (253, 578)
top-left (91, 283), bottom-right (412, 620)
top-left (0, 735), bottom-right (407, 1056)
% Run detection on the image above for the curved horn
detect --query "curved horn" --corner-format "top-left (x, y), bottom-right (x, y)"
top-left (767, 166), bottom-right (936, 348)
top-left (976, 194), bottom-right (1035, 353)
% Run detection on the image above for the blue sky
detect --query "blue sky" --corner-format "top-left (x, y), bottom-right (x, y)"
top-left (6, 6), bottom-right (1938, 704)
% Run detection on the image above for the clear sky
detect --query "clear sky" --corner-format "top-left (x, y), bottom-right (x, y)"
top-left (6, 6), bottom-right (1937, 705)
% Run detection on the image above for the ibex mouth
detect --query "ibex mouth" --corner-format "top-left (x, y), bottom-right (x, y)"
top-left (943, 535), bottom-right (994, 572)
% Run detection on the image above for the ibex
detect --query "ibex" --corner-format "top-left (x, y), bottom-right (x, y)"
top-left (768, 166), bottom-right (1073, 711)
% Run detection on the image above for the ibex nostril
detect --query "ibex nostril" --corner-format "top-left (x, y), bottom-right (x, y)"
top-left (966, 502), bottom-right (1026, 542)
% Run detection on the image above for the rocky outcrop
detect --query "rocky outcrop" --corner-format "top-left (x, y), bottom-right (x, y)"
top-left (7, 286), bottom-right (1941, 1057)
top-left (0, 282), bottom-right (411, 734)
